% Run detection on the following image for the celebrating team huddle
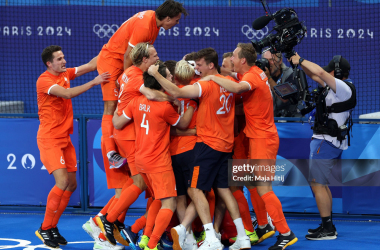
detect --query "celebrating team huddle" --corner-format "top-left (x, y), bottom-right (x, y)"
top-left (35, 1), bottom-right (300, 250)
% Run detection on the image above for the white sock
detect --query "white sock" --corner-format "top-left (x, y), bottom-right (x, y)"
top-left (107, 151), bottom-right (116, 159)
top-left (233, 218), bottom-right (246, 238)
top-left (258, 224), bottom-right (267, 229)
top-left (282, 231), bottom-right (291, 236)
top-left (203, 223), bottom-right (216, 240)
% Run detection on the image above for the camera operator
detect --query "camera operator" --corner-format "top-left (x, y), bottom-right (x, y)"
top-left (262, 49), bottom-right (302, 117)
top-left (290, 53), bottom-right (354, 240)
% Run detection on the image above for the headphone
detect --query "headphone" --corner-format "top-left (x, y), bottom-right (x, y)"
top-left (333, 55), bottom-right (343, 80)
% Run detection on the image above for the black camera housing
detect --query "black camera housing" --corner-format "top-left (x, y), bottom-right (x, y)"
top-left (255, 58), bottom-right (270, 72)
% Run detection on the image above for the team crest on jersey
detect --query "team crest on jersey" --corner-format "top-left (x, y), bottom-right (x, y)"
top-left (260, 72), bottom-right (267, 80)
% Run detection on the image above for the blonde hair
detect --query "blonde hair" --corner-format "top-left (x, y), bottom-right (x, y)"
top-left (130, 42), bottom-right (153, 66)
top-left (175, 60), bottom-right (195, 85)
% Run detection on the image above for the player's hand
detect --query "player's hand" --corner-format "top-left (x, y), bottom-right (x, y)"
top-left (289, 53), bottom-right (301, 65)
top-left (200, 75), bottom-right (213, 81)
top-left (148, 65), bottom-right (159, 76)
top-left (93, 72), bottom-right (111, 85)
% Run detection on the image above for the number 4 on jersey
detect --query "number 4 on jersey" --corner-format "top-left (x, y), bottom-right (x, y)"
top-left (141, 113), bottom-right (149, 134)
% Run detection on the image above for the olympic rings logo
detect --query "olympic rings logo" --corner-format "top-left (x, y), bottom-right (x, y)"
top-left (241, 25), bottom-right (269, 40)
top-left (93, 24), bottom-right (119, 38)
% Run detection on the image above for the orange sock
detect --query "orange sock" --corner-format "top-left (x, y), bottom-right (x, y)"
top-left (146, 197), bottom-right (154, 211)
top-left (108, 198), bottom-right (119, 214)
top-left (122, 178), bottom-right (134, 190)
top-left (51, 190), bottom-right (73, 228)
top-left (147, 209), bottom-right (173, 249)
top-left (249, 188), bottom-right (268, 226)
top-left (117, 210), bottom-right (127, 224)
top-left (261, 191), bottom-right (290, 234)
top-left (107, 184), bottom-right (142, 223)
top-left (102, 115), bottom-right (116, 154)
top-left (233, 190), bottom-right (254, 232)
top-left (144, 200), bottom-right (162, 237)
top-left (132, 215), bottom-right (147, 234)
top-left (99, 196), bottom-right (115, 217)
top-left (42, 186), bottom-right (65, 230)
top-left (207, 189), bottom-right (216, 221)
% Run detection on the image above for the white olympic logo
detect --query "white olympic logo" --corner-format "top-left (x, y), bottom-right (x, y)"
top-left (93, 24), bottom-right (119, 38)
top-left (241, 25), bottom-right (269, 40)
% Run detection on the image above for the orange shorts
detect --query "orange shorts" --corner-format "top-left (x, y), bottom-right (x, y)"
top-left (101, 137), bottom-right (130, 189)
top-left (97, 50), bottom-right (123, 101)
top-left (37, 136), bottom-right (77, 174)
top-left (115, 139), bottom-right (138, 176)
top-left (248, 135), bottom-right (279, 179)
top-left (140, 170), bottom-right (177, 200)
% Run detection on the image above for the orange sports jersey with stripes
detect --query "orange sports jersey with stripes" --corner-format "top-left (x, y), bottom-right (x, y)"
top-left (113, 65), bottom-right (144, 140)
top-left (123, 95), bottom-right (180, 173)
top-left (36, 68), bottom-right (76, 138)
top-left (195, 74), bottom-right (235, 152)
top-left (170, 85), bottom-right (198, 156)
top-left (241, 66), bottom-right (277, 138)
top-left (101, 10), bottom-right (159, 61)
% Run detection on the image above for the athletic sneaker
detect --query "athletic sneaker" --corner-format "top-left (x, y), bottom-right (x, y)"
top-left (108, 152), bottom-right (127, 169)
top-left (308, 224), bottom-right (338, 236)
top-left (195, 230), bottom-right (205, 247)
top-left (183, 234), bottom-right (197, 250)
top-left (229, 229), bottom-right (259, 245)
top-left (268, 231), bottom-right (298, 250)
top-left (144, 243), bottom-right (164, 250)
top-left (35, 226), bottom-right (60, 249)
top-left (160, 231), bottom-right (173, 249)
top-left (120, 225), bottom-right (138, 249)
top-left (171, 225), bottom-right (187, 250)
top-left (114, 221), bottom-right (131, 247)
top-left (229, 236), bottom-right (251, 250)
top-left (50, 227), bottom-right (67, 245)
top-left (138, 235), bottom-right (150, 249)
top-left (93, 240), bottom-right (125, 250)
top-left (305, 227), bottom-right (337, 240)
top-left (197, 238), bottom-right (223, 250)
top-left (83, 217), bottom-right (102, 240)
top-left (256, 224), bottom-right (275, 244)
top-left (96, 214), bottom-right (117, 245)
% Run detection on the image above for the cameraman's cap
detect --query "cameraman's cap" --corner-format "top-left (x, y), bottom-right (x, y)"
top-left (322, 56), bottom-right (351, 73)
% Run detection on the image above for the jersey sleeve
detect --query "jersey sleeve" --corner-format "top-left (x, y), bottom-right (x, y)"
top-left (67, 68), bottom-right (77, 80)
top-left (334, 78), bottom-right (352, 101)
top-left (123, 98), bottom-right (135, 119)
top-left (194, 80), bottom-right (210, 98)
top-left (129, 27), bottom-right (150, 47)
top-left (241, 72), bottom-right (260, 91)
top-left (163, 103), bottom-right (181, 126)
top-left (37, 75), bottom-right (57, 95)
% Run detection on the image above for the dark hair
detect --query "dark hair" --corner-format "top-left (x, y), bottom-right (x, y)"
top-left (164, 60), bottom-right (177, 77)
top-left (237, 43), bottom-right (257, 66)
top-left (41, 45), bottom-right (62, 67)
top-left (194, 47), bottom-right (219, 69)
top-left (143, 63), bottom-right (167, 90)
top-left (155, 0), bottom-right (188, 21)
top-left (184, 52), bottom-right (197, 61)
top-left (223, 52), bottom-right (233, 59)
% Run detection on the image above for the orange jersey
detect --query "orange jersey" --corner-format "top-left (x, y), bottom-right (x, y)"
top-left (101, 10), bottom-right (159, 62)
top-left (195, 74), bottom-right (235, 152)
top-left (241, 66), bottom-right (277, 138)
top-left (170, 85), bottom-right (198, 156)
top-left (113, 66), bottom-right (144, 140)
top-left (123, 95), bottom-right (180, 173)
top-left (36, 68), bottom-right (77, 138)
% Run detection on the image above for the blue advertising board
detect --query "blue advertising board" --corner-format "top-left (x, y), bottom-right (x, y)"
top-left (0, 5), bottom-right (379, 116)
top-left (0, 118), bottom-right (80, 206)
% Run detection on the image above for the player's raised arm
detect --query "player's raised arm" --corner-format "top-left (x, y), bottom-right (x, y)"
top-left (76, 56), bottom-right (98, 77)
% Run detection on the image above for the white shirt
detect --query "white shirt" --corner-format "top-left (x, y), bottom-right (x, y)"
top-left (313, 78), bottom-right (352, 150)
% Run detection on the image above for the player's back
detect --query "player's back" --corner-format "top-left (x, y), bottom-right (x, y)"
top-left (125, 95), bottom-right (180, 173)
top-left (102, 10), bottom-right (159, 60)
top-left (195, 75), bottom-right (235, 152)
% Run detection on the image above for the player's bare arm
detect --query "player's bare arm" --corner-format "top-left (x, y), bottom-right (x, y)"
top-left (140, 85), bottom-right (176, 102)
top-left (202, 75), bottom-right (250, 94)
top-left (148, 64), bottom-right (199, 99)
top-left (175, 106), bottom-right (195, 130)
top-left (124, 45), bottom-right (134, 70)
top-left (76, 56), bottom-right (98, 77)
top-left (50, 72), bottom-right (110, 99)
top-left (112, 110), bottom-right (132, 130)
